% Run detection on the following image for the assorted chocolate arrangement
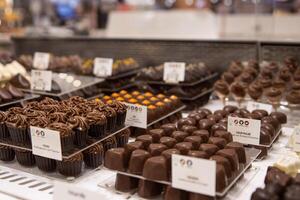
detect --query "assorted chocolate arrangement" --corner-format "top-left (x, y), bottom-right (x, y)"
top-left (251, 166), bottom-right (300, 200)
top-left (104, 108), bottom-right (250, 198)
top-left (214, 58), bottom-right (300, 106)
top-left (18, 54), bottom-right (139, 76)
top-left (137, 62), bottom-right (214, 84)
top-left (100, 90), bottom-right (183, 124)
top-left (0, 96), bottom-right (129, 177)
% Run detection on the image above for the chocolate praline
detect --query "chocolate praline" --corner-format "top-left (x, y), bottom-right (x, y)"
top-left (177, 118), bottom-right (196, 129)
top-left (192, 130), bottom-right (210, 142)
top-left (199, 143), bottom-right (219, 156)
top-left (161, 123), bottom-right (177, 136)
top-left (175, 142), bottom-right (194, 155)
top-left (196, 108), bottom-right (212, 117)
top-left (270, 112), bottom-right (287, 124)
top-left (211, 123), bottom-right (227, 135)
top-left (223, 105), bottom-right (238, 113)
top-left (180, 125), bottom-right (198, 134)
top-left (172, 131), bottom-right (189, 142)
top-left (198, 119), bottom-right (215, 131)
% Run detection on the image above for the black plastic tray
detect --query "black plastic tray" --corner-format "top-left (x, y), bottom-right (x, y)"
top-left (146, 72), bottom-right (218, 87)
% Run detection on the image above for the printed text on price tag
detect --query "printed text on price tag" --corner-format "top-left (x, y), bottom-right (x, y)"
top-left (124, 103), bottom-right (147, 128)
top-left (293, 126), bottom-right (300, 152)
top-left (172, 154), bottom-right (216, 196)
top-left (31, 70), bottom-right (52, 91)
top-left (227, 117), bottom-right (261, 145)
top-left (163, 62), bottom-right (185, 83)
top-left (247, 101), bottom-right (272, 113)
top-left (93, 57), bottom-right (113, 77)
top-left (33, 52), bottom-right (50, 70)
top-left (53, 181), bottom-right (108, 200)
top-left (30, 126), bottom-right (62, 160)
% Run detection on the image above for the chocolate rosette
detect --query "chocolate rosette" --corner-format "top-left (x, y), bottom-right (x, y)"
top-left (0, 111), bottom-right (9, 139)
top-left (6, 114), bottom-right (30, 145)
top-left (86, 111), bottom-right (107, 138)
top-left (68, 116), bottom-right (89, 147)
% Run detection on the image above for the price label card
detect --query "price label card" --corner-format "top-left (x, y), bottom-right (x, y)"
top-left (247, 101), bottom-right (272, 113)
top-left (30, 126), bottom-right (62, 161)
top-left (163, 62), bottom-right (185, 83)
top-left (124, 103), bottom-right (147, 129)
top-left (33, 52), bottom-right (50, 70)
top-left (227, 117), bottom-right (261, 145)
top-left (31, 70), bottom-right (52, 91)
top-left (293, 126), bottom-right (300, 152)
top-left (172, 154), bottom-right (216, 196)
top-left (93, 57), bottom-right (113, 77)
top-left (53, 181), bottom-right (108, 200)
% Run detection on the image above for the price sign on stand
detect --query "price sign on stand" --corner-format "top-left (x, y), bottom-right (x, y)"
top-left (247, 101), bottom-right (272, 113)
top-left (33, 52), bottom-right (50, 70)
top-left (293, 126), bottom-right (300, 152)
top-left (53, 181), bottom-right (108, 200)
top-left (124, 103), bottom-right (147, 129)
top-left (30, 126), bottom-right (62, 161)
top-left (31, 70), bottom-right (52, 91)
top-left (93, 57), bottom-right (113, 77)
top-left (172, 154), bottom-right (216, 196)
top-left (163, 62), bottom-right (185, 83)
top-left (227, 117), bottom-right (261, 145)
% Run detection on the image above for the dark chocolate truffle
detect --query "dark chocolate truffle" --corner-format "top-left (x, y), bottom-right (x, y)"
top-left (149, 129), bottom-right (165, 143)
top-left (211, 155), bottom-right (232, 178)
top-left (175, 142), bottom-right (193, 155)
top-left (143, 156), bottom-right (169, 181)
top-left (128, 149), bottom-right (150, 174)
top-left (199, 144), bottom-right (219, 156)
top-left (208, 137), bottom-right (227, 149)
top-left (160, 136), bottom-right (177, 148)
top-left (188, 150), bottom-right (209, 159)
top-left (138, 179), bottom-right (163, 198)
top-left (192, 130), bottom-right (210, 142)
top-left (225, 142), bottom-right (246, 164)
top-left (216, 149), bottom-right (239, 171)
top-left (161, 123), bottom-right (177, 136)
top-left (214, 130), bottom-right (233, 143)
top-left (104, 148), bottom-right (127, 171)
top-left (172, 131), bottom-right (189, 142)
top-left (184, 136), bottom-right (202, 149)
top-left (136, 135), bottom-right (153, 149)
top-left (115, 173), bottom-right (139, 192)
top-left (148, 143), bottom-right (168, 156)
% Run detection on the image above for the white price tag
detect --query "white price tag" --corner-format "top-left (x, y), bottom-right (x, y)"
top-left (53, 181), bottom-right (108, 200)
top-left (33, 52), bottom-right (50, 70)
top-left (172, 154), bottom-right (216, 196)
top-left (124, 103), bottom-right (147, 129)
top-left (293, 126), bottom-right (300, 152)
top-left (247, 101), bottom-right (272, 113)
top-left (227, 117), bottom-right (261, 145)
top-left (93, 57), bottom-right (113, 77)
top-left (31, 70), bottom-right (52, 91)
top-left (163, 62), bottom-right (185, 83)
top-left (30, 126), bottom-right (62, 161)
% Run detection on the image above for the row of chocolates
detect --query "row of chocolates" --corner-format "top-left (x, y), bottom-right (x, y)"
top-left (136, 62), bottom-right (214, 84)
top-left (100, 90), bottom-right (182, 123)
top-left (179, 106), bottom-right (286, 145)
top-left (214, 58), bottom-right (300, 105)
top-left (0, 96), bottom-right (127, 151)
top-left (18, 55), bottom-right (139, 76)
top-left (0, 128), bottom-right (130, 177)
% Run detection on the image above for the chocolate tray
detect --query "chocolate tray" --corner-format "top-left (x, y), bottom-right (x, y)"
top-left (0, 94), bottom-right (40, 109)
top-left (98, 69), bottom-right (140, 80)
top-left (102, 147), bottom-right (261, 198)
top-left (0, 126), bottom-right (129, 159)
top-left (179, 88), bottom-right (214, 101)
top-left (146, 72), bottom-right (218, 87)
top-left (19, 73), bottom-right (104, 99)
